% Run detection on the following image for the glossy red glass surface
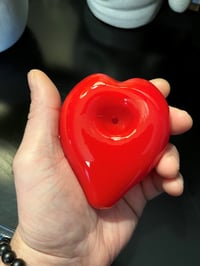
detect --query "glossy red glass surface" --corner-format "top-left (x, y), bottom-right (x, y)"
top-left (59, 74), bottom-right (170, 209)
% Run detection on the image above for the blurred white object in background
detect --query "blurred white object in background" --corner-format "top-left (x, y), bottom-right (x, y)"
top-left (168, 0), bottom-right (191, 12)
top-left (86, 0), bottom-right (164, 29)
top-left (86, 0), bottom-right (192, 29)
top-left (0, 0), bottom-right (29, 52)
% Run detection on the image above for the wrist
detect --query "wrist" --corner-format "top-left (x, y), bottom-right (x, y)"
top-left (0, 230), bottom-right (81, 266)
top-left (1, 225), bottom-right (112, 266)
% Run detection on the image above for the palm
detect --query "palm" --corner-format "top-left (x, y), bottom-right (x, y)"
top-left (14, 134), bottom-right (163, 265)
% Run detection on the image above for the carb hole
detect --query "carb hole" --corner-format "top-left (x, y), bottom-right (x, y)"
top-left (112, 117), bottom-right (119, 124)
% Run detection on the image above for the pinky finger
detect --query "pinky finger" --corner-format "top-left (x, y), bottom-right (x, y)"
top-left (160, 172), bottom-right (184, 197)
top-left (141, 171), bottom-right (184, 201)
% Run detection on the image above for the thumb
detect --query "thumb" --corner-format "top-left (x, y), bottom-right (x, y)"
top-left (16, 69), bottom-right (61, 156)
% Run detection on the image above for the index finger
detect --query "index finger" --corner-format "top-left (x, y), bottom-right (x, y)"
top-left (150, 78), bottom-right (170, 98)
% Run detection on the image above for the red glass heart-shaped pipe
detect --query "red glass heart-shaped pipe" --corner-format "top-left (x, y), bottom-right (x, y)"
top-left (59, 73), bottom-right (170, 209)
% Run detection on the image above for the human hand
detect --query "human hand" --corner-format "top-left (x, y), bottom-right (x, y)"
top-left (8, 70), bottom-right (192, 266)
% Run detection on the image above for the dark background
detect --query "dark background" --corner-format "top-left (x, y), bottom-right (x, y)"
top-left (0, 1), bottom-right (199, 265)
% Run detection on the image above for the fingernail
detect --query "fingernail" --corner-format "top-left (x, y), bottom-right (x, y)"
top-left (27, 69), bottom-right (36, 89)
